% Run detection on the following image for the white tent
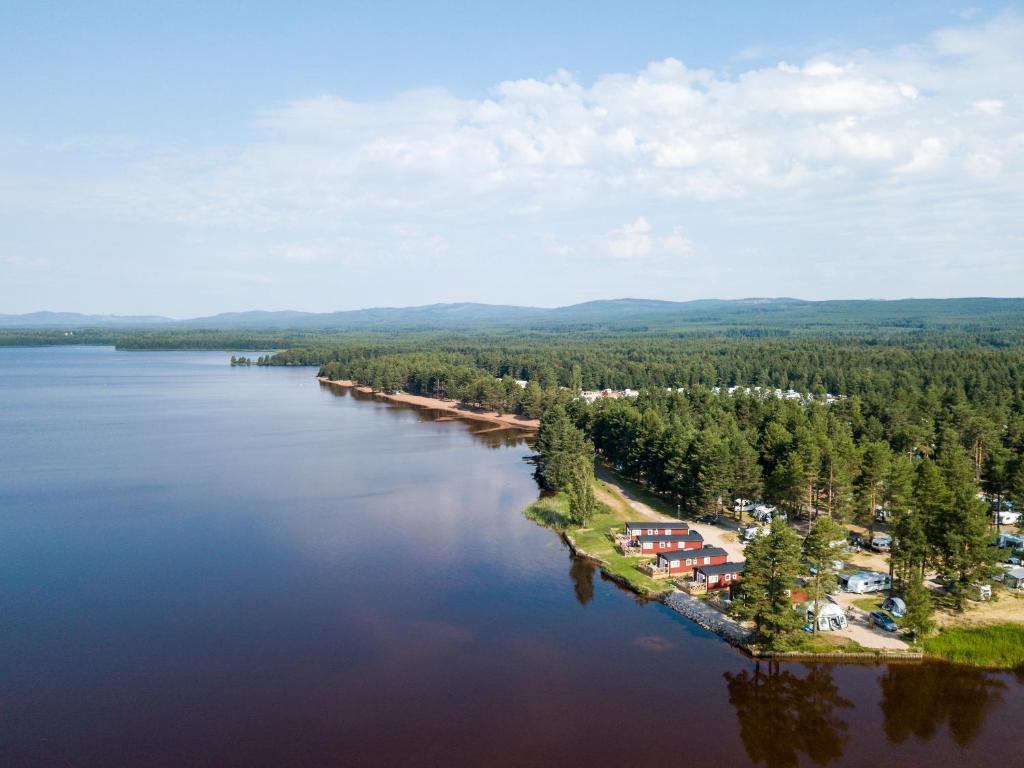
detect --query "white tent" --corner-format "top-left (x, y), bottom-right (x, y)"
top-left (806, 602), bottom-right (849, 631)
top-left (882, 596), bottom-right (907, 617)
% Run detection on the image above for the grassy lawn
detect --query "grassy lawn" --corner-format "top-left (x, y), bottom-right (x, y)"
top-left (852, 596), bottom-right (884, 613)
top-left (922, 624), bottom-right (1024, 668)
top-left (771, 633), bottom-right (872, 654)
top-left (525, 487), bottom-right (668, 596)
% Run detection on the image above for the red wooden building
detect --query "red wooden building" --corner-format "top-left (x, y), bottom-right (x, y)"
top-left (634, 531), bottom-right (704, 554)
top-left (623, 521), bottom-right (690, 541)
top-left (655, 546), bottom-right (728, 575)
top-left (694, 562), bottom-right (745, 590)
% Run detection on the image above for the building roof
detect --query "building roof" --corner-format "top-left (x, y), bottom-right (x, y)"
top-left (696, 562), bottom-right (745, 576)
top-left (624, 521), bottom-right (689, 531)
top-left (657, 547), bottom-right (726, 563)
top-left (1007, 567), bottom-right (1024, 580)
top-left (634, 532), bottom-right (704, 543)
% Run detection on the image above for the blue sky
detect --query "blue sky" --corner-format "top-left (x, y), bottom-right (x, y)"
top-left (2, 2), bottom-right (1022, 315)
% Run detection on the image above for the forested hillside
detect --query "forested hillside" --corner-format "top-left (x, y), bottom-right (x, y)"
top-left (305, 327), bottom-right (1023, 606)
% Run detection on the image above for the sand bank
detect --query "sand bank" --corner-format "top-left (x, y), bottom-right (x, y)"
top-left (317, 377), bottom-right (540, 432)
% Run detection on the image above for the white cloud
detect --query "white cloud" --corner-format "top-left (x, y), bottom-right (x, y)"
top-left (662, 226), bottom-right (696, 258)
top-left (606, 218), bottom-right (696, 261)
top-left (2, 12), bottom-right (1023, 306)
top-left (22, 13), bottom-right (1019, 231)
top-left (608, 217), bottom-right (653, 259)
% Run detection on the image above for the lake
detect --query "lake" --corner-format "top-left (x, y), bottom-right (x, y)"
top-left (2, 346), bottom-right (1022, 767)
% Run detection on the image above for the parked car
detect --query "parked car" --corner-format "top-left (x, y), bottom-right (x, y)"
top-left (869, 611), bottom-right (898, 632)
top-left (870, 534), bottom-right (892, 553)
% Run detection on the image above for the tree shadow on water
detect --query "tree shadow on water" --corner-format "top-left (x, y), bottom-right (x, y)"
top-left (724, 662), bottom-right (853, 768)
top-left (879, 661), bottom-right (1005, 749)
top-left (569, 556), bottom-right (595, 605)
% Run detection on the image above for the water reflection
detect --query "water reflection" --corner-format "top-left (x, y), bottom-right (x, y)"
top-left (879, 662), bottom-right (1006, 748)
top-left (323, 382), bottom-right (530, 448)
top-left (569, 556), bottom-right (595, 605)
top-left (724, 662), bottom-right (852, 768)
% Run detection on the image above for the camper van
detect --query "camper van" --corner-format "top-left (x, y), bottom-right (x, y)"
top-left (843, 571), bottom-right (892, 594)
top-left (870, 534), bottom-right (892, 553)
top-left (752, 504), bottom-right (786, 523)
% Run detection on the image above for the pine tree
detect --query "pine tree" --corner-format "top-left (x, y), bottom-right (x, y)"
top-left (903, 574), bottom-right (935, 640)
top-left (935, 432), bottom-right (994, 605)
top-left (802, 516), bottom-right (845, 631)
top-left (734, 519), bottom-right (805, 648)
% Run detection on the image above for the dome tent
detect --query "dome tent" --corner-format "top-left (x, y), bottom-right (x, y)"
top-left (805, 601), bottom-right (849, 632)
top-left (882, 596), bottom-right (906, 617)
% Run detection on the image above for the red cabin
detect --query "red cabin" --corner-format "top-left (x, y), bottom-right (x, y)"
top-left (634, 531), bottom-right (704, 554)
top-left (656, 546), bottom-right (728, 575)
top-left (695, 562), bottom-right (745, 590)
top-left (624, 521), bottom-right (690, 541)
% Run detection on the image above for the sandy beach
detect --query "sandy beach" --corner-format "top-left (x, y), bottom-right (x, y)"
top-left (317, 377), bottom-right (540, 431)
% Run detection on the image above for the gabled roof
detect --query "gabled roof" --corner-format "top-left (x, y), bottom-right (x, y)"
top-left (630, 532), bottom-right (704, 544)
top-left (624, 521), bottom-right (689, 531)
top-left (696, 562), bottom-right (745, 576)
top-left (656, 546), bottom-right (726, 563)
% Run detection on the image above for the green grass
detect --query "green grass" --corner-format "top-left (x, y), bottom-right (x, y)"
top-left (852, 596), bottom-right (884, 613)
top-left (922, 624), bottom-right (1024, 668)
top-left (524, 494), bottom-right (573, 528)
top-left (525, 488), bottom-right (669, 596)
top-left (771, 633), bottom-right (872, 654)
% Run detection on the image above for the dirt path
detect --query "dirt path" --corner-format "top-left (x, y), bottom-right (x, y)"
top-left (318, 378), bottom-right (540, 432)
top-left (595, 469), bottom-right (746, 562)
top-left (830, 592), bottom-right (910, 650)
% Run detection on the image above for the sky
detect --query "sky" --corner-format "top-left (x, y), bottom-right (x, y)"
top-left (2, 1), bottom-right (1023, 316)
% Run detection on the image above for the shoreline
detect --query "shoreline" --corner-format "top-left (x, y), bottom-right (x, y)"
top-left (317, 377), bottom-right (540, 432)
top-left (528, 480), bottom-right (928, 665)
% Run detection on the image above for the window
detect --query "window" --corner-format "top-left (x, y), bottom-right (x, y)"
top-left (671, 560), bottom-right (680, 568)
top-left (685, 559), bottom-right (693, 566)
top-left (703, 557), bottom-right (711, 564)
top-left (724, 574), bottom-right (732, 581)
top-left (646, 529), bottom-right (654, 536)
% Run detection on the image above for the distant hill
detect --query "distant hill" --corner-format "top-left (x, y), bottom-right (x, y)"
top-left (0, 311), bottom-right (172, 328)
top-left (2, 297), bottom-right (1022, 335)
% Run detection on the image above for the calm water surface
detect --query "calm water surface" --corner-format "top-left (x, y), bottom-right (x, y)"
top-left (2, 347), bottom-right (1022, 767)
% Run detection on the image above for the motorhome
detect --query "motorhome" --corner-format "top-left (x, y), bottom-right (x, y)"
top-left (843, 571), bottom-right (892, 594)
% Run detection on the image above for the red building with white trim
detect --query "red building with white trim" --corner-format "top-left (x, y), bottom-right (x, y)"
top-left (655, 546), bottom-right (728, 575)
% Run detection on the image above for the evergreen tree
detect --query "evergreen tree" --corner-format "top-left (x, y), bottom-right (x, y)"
top-left (734, 519), bottom-right (805, 648)
top-left (534, 405), bottom-right (588, 491)
top-left (934, 432), bottom-right (994, 605)
top-left (802, 516), bottom-right (846, 631)
top-left (903, 574), bottom-right (935, 640)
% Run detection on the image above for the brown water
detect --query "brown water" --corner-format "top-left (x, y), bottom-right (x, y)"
top-left (1, 347), bottom-right (1022, 767)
